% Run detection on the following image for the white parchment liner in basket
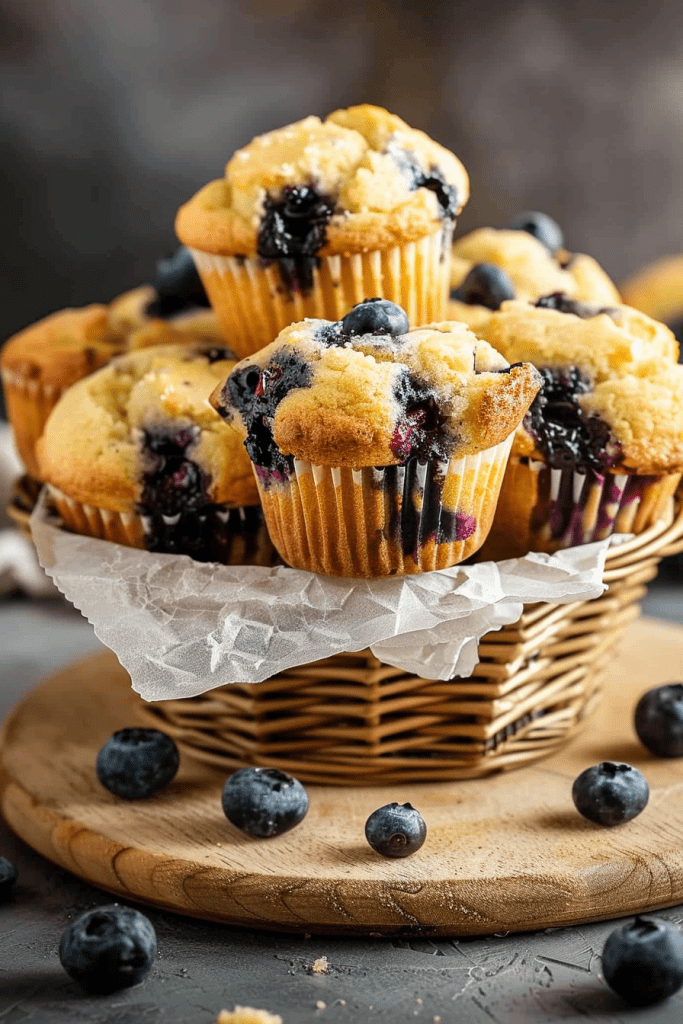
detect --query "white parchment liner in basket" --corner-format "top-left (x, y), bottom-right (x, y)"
top-left (30, 490), bottom-right (610, 702)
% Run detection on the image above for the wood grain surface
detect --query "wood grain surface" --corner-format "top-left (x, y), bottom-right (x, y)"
top-left (2, 616), bottom-right (683, 937)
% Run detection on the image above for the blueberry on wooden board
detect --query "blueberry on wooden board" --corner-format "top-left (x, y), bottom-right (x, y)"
top-left (364, 802), bottom-right (427, 857)
top-left (96, 728), bottom-right (179, 799)
top-left (602, 916), bottom-right (683, 1006)
top-left (59, 904), bottom-right (156, 994)
top-left (571, 761), bottom-right (649, 826)
top-left (222, 767), bottom-right (309, 838)
top-left (635, 684), bottom-right (683, 756)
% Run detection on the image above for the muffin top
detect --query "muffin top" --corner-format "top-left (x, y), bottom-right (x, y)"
top-left (38, 342), bottom-right (259, 512)
top-left (210, 300), bottom-right (542, 471)
top-left (448, 224), bottom-right (620, 328)
top-left (1, 305), bottom-right (126, 390)
top-left (480, 298), bottom-right (683, 474)
top-left (175, 104), bottom-right (470, 258)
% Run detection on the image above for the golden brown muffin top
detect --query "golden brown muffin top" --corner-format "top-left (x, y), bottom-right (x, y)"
top-left (108, 284), bottom-right (224, 341)
top-left (37, 342), bottom-right (259, 512)
top-left (175, 104), bottom-right (469, 256)
top-left (620, 254), bottom-right (683, 324)
top-left (448, 226), bottom-right (620, 321)
top-left (480, 298), bottom-right (683, 474)
top-left (211, 300), bottom-right (541, 470)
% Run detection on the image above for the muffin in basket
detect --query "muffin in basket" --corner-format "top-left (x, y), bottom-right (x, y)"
top-left (448, 214), bottom-right (620, 331)
top-left (477, 295), bottom-right (683, 558)
top-left (176, 104), bottom-right (470, 359)
top-left (1, 249), bottom-right (225, 481)
top-left (37, 341), bottom-right (274, 565)
top-left (210, 299), bottom-right (542, 577)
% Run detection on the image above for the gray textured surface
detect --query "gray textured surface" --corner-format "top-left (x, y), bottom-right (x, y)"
top-left (2, 596), bottom-right (683, 1020)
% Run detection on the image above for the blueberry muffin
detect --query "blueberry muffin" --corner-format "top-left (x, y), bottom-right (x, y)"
top-left (478, 296), bottom-right (683, 557)
top-left (210, 299), bottom-right (541, 577)
top-left (1, 248), bottom-right (225, 481)
top-left (448, 213), bottom-right (620, 331)
top-left (176, 105), bottom-right (470, 359)
top-left (620, 254), bottom-right (683, 350)
top-left (37, 342), bottom-right (273, 565)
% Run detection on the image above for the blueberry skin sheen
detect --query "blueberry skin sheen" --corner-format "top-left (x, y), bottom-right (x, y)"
top-left (571, 761), bottom-right (649, 826)
top-left (341, 298), bottom-right (409, 337)
top-left (0, 855), bottom-right (17, 900)
top-left (602, 916), bottom-right (683, 1006)
top-left (364, 802), bottom-right (427, 858)
top-left (96, 728), bottom-right (180, 800)
top-left (222, 767), bottom-right (309, 838)
top-left (507, 211), bottom-right (564, 254)
top-left (635, 684), bottom-right (683, 757)
top-left (59, 904), bottom-right (156, 995)
top-left (450, 263), bottom-right (515, 311)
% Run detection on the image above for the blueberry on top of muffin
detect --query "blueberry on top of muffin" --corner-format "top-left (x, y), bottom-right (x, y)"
top-left (210, 300), bottom-right (541, 473)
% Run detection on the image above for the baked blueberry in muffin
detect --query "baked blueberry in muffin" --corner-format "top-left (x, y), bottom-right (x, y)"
top-left (211, 300), bottom-right (541, 577)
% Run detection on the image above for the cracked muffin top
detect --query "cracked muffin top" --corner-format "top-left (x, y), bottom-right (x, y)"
top-left (175, 104), bottom-right (470, 257)
top-left (37, 342), bottom-right (259, 512)
top-left (448, 226), bottom-right (620, 330)
top-left (210, 299), bottom-right (541, 471)
top-left (480, 297), bottom-right (683, 474)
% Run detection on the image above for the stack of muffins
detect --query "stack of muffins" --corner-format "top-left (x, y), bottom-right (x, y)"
top-left (3, 104), bottom-right (683, 579)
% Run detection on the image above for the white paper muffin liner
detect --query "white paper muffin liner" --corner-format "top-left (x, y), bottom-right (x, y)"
top-left (254, 434), bottom-right (514, 577)
top-left (190, 222), bottom-right (453, 360)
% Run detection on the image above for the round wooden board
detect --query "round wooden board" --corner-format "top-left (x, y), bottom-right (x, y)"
top-left (3, 617), bottom-right (683, 937)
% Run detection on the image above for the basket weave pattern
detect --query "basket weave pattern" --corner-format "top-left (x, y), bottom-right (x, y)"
top-left (139, 507), bottom-right (683, 785)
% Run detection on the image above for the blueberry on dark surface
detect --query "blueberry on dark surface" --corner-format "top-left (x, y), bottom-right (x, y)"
top-left (507, 211), bottom-right (564, 254)
top-left (571, 761), bottom-right (649, 826)
top-left (146, 246), bottom-right (210, 318)
top-left (59, 904), bottom-right (156, 994)
top-left (96, 728), bottom-right (179, 800)
top-left (341, 299), bottom-right (409, 337)
top-left (524, 365), bottom-right (613, 474)
top-left (257, 185), bottom-right (335, 295)
top-left (0, 855), bottom-right (17, 900)
top-left (635, 684), bottom-right (683, 757)
top-left (602, 916), bottom-right (683, 1006)
top-left (222, 767), bottom-right (309, 838)
top-left (364, 802), bottom-right (427, 858)
top-left (450, 263), bottom-right (515, 310)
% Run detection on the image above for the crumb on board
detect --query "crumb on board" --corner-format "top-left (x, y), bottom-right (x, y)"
top-left (311, 955), bottom-right (329, 974)
top-left (216, 1008), bottom-right (282, 1024)
top-left (316, 1001), bottom-right (326, 1010)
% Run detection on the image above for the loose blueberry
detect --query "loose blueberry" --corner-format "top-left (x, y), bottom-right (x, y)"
top-left (450, 263), bottom-right (515, 310)
top-left (59, 904), bottom-right (156, 994)
top-left (341, 299), bottom-right (409, 337)
top-left (0, 856), bottom-right (17, 900)
top-left (364, 802), bottom-right (426, 858)
top-left (602, 916), bottom-right (683, 1006)
top-left (146, 246), bottom-right (210, 317)
top-left (571, 761), bottom-right (649, 826)
top-left (635, 684), bottom-right (683, 757)
top-left (96, 728), bottom-right (179, 800)
top-left (507, 211), bottom-right (564, 254)
top-left (222, 767), bottom-right (309, 838)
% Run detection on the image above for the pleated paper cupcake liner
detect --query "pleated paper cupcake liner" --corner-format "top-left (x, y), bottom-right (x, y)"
top-left (47, 486), bottom-right (277, 566)
top-left (254, 435), bottom-right (513, 577)
top-left (1, 369), bottom-right (64, 479)
top-left (190, 223), bottom-right (453, 360)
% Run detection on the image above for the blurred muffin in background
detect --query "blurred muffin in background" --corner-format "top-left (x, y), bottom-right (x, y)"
top-left (448, 212), bottom-right (620, 331)
top-left (621, 255), bottom-right (683, 352)
top-left (176, 104), bottom-right (470, 359)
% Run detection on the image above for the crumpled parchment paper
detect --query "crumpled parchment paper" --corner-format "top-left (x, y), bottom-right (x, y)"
top-left (31, 491), bottom-right (610, 701)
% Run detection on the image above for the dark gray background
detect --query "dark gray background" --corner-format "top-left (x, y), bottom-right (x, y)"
top-left (3, 0), bottom-right (683, 345)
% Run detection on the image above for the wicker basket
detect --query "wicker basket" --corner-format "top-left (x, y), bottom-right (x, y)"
top-left (13, 475), bottom-right (683, 785)
top-left (138, 506), bottom-right (683, 785)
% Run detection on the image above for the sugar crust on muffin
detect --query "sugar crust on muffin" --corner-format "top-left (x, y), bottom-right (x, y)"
top-left (176, 104), bottom-right (470, 256)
